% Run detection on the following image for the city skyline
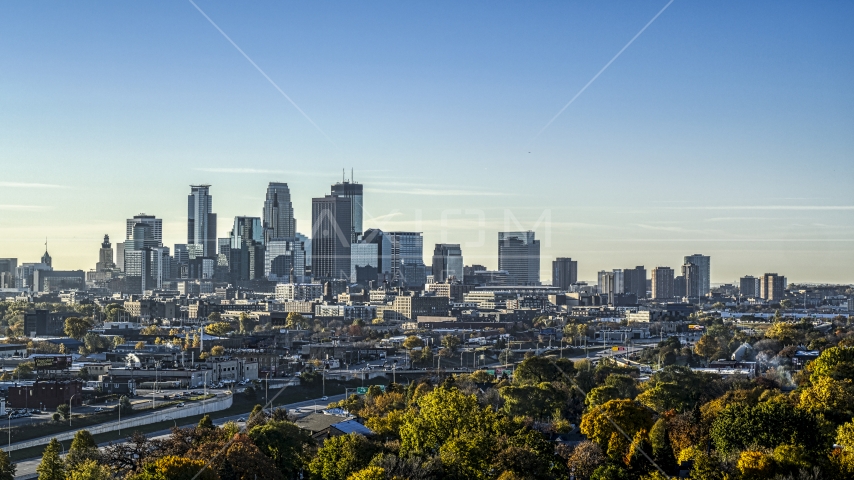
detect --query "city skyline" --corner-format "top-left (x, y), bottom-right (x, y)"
top-left (1, 2), bottom-right (852, 283)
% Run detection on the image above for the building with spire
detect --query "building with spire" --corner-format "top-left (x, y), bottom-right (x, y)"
top-left (96, 235), bottom-right (116, 272)
top-left (41, 240), bottom-right (52, 268)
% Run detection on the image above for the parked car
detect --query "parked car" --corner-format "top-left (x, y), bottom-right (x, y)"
top-left (176, 403), bottom-right (185, 408)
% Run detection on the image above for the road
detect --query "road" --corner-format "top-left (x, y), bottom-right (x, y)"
top-left (13, 393), bottom-right (345, 479)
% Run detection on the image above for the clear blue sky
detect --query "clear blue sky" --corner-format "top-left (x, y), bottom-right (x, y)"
top-left (1, 1), bottom-right (852, 283)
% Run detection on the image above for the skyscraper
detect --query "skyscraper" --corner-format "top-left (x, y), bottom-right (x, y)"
top-left (683, 254), bottom-right (710, 297)
top-left (598, 270), bottom-right (616, 304)
top-left (740, 276), bottom-right (759, 298)
top-left (0, 258), bottom-right (17, 289)
top-left (265, 238), bottom-right (306, 283)
top-left (351, 242), bottom-right (379, 284)
top-left (188, 185), bottom-right (217, 257)
top-left (387, 232), bottom-right (427, 288)
top-left (229, 216), bottom-right (265, 282)
top-left (126, 214), bottom-right (162, 245)
top-left (651, 267), bottom-right (674, 300)
top-left (96, 235), bottom-right (115, 272)
top-left (362, 228), bottom-right (392, 282)
top-left (331, 180), bottom-right (363, 243)
top-left (760, 273), bottom-right (786, 302)
top-left (263, 182), bottom-right (296, 242)
top-left (498, 231), bottom-right (540, 286)
top-left (623, 266), bottom-right (647, 299)
top-left (311, 195), bottom-right (352, 280)
top-left (682, 263), bottom-right (700, 298)
top-left (552, 257), bottom-right (578, 290)
top-left (432, 244), bottom-right (464, 283)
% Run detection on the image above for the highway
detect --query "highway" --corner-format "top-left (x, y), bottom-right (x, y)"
top-left (13, 393), bottom-right (345, 479)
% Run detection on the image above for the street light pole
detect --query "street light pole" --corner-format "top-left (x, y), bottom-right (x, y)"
top-left (265, 373), bottom-right (270, 406)
top-left (69, 394), bottom-right (77, 427)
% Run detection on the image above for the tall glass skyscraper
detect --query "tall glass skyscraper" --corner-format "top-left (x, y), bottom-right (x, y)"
top-left (311, 195), bottom-right (352, 280)
top-left (331, 180), bottom-right (363, 244)
top-left (263, 182), bottom-right (296, 242)
top-left (188, 185), bottom-right (217, 257)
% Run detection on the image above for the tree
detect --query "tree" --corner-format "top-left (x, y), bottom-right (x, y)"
top-left (13, 361), bottom-right (33, 379)
top-left (219, 435), bottom-right (283, 480)
top-left (286, 312), bottom-right (309, 329)
top-left (64, 317), bottom-right (93, 340)
top-left (205, 322), bottom-right (233, 337)
top-left (499, 383), bottom-right (567, 419)
top-left (566, 441), bottom-right (604, 479)
top-left (710, 401), bottom-right (829, 455)
top-left (648, 418), bottom-right (676, 474)
top-left (346, 466), bottom-right (386, 480)
top-left (580, 400), bottom-right (654, 461)
top-left (129, 455), bottom-right (217, 480)
top-left (808, 346), bottom-right (854, 382)
top-left (56, 404), bottom-right (70, 421)
top-left (210, 345), bottom-right (225, 357)
top-left (513, 356), bottom-right (576, 385)
top-left (441, 335), bottom-right (461, 353)
top-left (134, 341), bottom-right (146, 350)
top-left (693, 335), bottom-right (719, 362)
top-left (765, 321), bottom-right (801, 345)
top-left (0, 449), bottom-right (16, 480)
top-left (798, 376), bottom-right (854, 422)
top-left (403, 335), bottom-right (424, 350)
top-left (67, 459), bottom-right (110, 480)
top-left (197, 414), bottom-right (215, 429)
top-left (119, 395), bottom-right (133, 415)
top-left (66, 430), bottom-right (99, 469)
top-left (308, 433), bottom-right (376, 480)
top-left (238, 313), bottom-right (257, 333)
top-left (207, 312), bottom-right (222, 323)
top-left (37, 438), bottom-right (65, 480)
top-left (590, 464), bottom-right (630, 480)
top-left (248, 420), bottom-right (315, 479)
top-left (140, 325), bottom-right (163, 336)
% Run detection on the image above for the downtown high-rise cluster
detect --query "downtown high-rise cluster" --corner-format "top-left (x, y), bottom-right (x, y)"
top-left (0, 175), bottom-right (790, 305)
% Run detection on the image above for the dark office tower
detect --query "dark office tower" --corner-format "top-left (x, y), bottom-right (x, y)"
top-left (552, 257), bottom-right (578, 290)
top-left (624, 266), bottom-right (647, 299)
top-left (760, 273), bottom-right (787, 302)
top-left (96, 235), bottom-right (115, 272)
top-left (432, 244), bottom-right (464, 283)
top-left (740, 276), bottom-right (759, 298)
top-left (682, 263), bottom-right (700, 298)
top-left (229, 217), bottom-right (265, 282)
top-left (126, 214), bottom-right (162, 246)
top-left (311, 195), bottom-right (352, 280)
top-left (683, 254), bottom-right (710, 297)
top-left (362, 228), bottom-right (392, 281)
top-left (651, 267), bottom-right (674, 300)
top-left (498, 231), bottom-right (540, 286)
top-left (0, 258), bottom-right (17, 289)
top-left (188, 185), bottom-right (217, 258)
top-left (263, 182), bottom-right (296, 243)
top-left (331, 180), bottom-right (363, 243)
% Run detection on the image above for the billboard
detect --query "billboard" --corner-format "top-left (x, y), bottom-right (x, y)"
top-left (34, 355), bottom-right (71, 370)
